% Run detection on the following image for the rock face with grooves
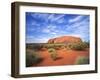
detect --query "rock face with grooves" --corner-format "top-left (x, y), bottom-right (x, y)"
top-left (48, 36), bottom-right (82, 43)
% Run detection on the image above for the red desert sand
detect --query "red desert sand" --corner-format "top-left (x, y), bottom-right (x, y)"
top-left (32, 48), bottom-right (89, 66)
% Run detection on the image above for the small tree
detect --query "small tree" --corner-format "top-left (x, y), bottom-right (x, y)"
top-left (48, 48), bottom-right (58, 61)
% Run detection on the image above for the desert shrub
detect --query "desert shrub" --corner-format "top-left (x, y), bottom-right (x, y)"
top-left (42, 44), bottom-right (53, 49)
top-left (67, 42), bottom-right (89, 50)
top-left (83, 41), bottom-right (89, 48)
top-left (45, 43), bottom-right (66, 50)
top-left (33, 44), bottom-right (43, 50)
top-left (26, 43), bottom-right (45, 51)
top-left (43, 44), bottom-right (53, 49)
top-left (60, 45), bottom-right (66, 49)
top-left (26, 51), bottom-right (42, 67)
top-left (53, 44), bottom-right (62, 50)
top-left (54, 46), bottom-right (60, 50)
top-left (47, 44), bottom-right (54, 49)
top-left (48, 48), bottom-right (55, 52)
top-left (66, 43), bottom-right (71, 50)
top-left (48, 48), bottom-right (58, 60)
top-left (75, 56), bottom-right (89, 65)
top-left (26, 44), bottom-right (34, 49)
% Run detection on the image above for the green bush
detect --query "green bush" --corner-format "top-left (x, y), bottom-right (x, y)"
top-left (75, 56), bottom-right (89, 64)
top-left (48, 48), bottom-right (57, 52)
top-left (26, 51), bottom-right (41, 67)
top-left (48, 48), bottom-right (58, 60)
top-left (67, 42), bottom-right (89, 50)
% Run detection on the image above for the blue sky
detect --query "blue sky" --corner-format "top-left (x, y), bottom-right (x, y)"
top-left (26, 12), bottom-right (90, 43)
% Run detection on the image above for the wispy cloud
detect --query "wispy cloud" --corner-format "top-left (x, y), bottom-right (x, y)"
top-left (48, 14), bottom-right (65, 22)
top-left (42, 28), bottom-right (50, 33)
top-left (68, 16), bottom-right (83, 23)
top-left (42, 25), bottom-right (57, 33)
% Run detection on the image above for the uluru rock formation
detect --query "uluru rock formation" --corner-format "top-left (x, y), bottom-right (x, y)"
top-left (48, 36), bottom-right (82, 43)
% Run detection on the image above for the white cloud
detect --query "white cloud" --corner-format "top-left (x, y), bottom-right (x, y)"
top-left (57, 18), bottom-right (65, 23)
top-left (68, 16), bottom-right (83, 23)
top-left (42, 25), bottom-right (57, 33)
top-left (42, 28), bottom-right (50, 33)
top-left (31, 21), bottom-right (40, 26)
top-left (26, 36), bottom-right (35, 43)
top-left (31, 13), bottom-right (49, 20)
top-left (48, 14), bottom-right (55, 20)
top-left (52, 15), bottom-right (65, 21)
top-left (51, 32), bottom-right (57, 35)
top-left (27, 28), bottom-right (35, 31)
top-left (26, 35), bottom-right (50, 43)
top-left (67, 34), bottom-right (82, 38)
top-left (47, 25), bottom-right (56, 29)
top-left (32, 38), bottom-right (49, 43)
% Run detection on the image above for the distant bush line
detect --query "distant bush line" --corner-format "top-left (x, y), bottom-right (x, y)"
top-left (26, 42), bottom-right (89, 51)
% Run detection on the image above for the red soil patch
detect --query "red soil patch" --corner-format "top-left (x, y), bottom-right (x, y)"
top-left (32, 48), bottom-right (89, 67)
